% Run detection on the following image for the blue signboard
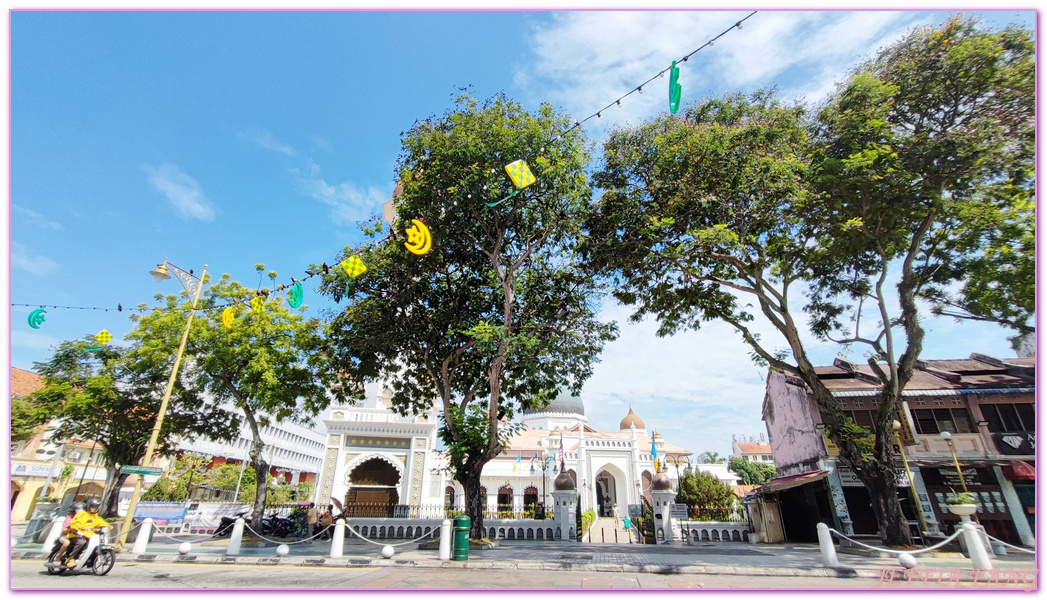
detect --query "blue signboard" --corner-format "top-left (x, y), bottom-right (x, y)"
top-left (133, 501), bottom-right (188, 526)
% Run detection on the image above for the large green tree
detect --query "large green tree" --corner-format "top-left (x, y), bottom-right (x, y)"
top-left (728, 457), bottom-right (775, 486)
top-left (128, 268), bottom-right (346, 531)
top-left (675, 470), bottom-right (736, 521)
top-left (318, 94), bottom-right (617, 537)
top-left (583, 16), bottom-right (1033, 546)
top-left (30, 336), bottom-right (231, 517)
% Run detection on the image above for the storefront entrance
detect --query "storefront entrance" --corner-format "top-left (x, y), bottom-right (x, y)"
top-left (920, 466), bottom-right (1020, 546)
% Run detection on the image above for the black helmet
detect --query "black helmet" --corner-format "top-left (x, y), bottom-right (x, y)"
top-left (86, 498), bottom-right (101, 509)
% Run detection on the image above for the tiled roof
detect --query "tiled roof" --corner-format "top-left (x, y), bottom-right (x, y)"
top-left (816, 355), bottom-right (1033, 393)
top-left (735, 442), bottom-right (771, 454)
top-left (11, 367), bottom-right (44, 397)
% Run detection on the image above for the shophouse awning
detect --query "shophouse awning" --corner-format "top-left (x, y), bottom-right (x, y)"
top-left (1002, 461), bottom-right (1035, 481)
top-left (757, 470), bottom-right (828, 494)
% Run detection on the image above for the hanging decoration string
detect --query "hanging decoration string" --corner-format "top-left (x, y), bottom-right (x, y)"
top-left (13, 303), bottom-right (124, 312)
top-left (562, 11), bottom-right (757, 134)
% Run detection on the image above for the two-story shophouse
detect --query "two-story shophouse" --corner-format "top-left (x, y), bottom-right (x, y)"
top-left (750, 354), bottom-right (1033, 547)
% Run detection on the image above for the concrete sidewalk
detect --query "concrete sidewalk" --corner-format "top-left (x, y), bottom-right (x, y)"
top-left (11, 522), bottom-right (1035, 581)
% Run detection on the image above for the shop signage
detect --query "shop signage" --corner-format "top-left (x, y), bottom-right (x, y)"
top-left (133, 501), bottom-right (188, 526)
top-left (11, 463), bottom-right (61, 478)
top-left (992, 432), bottom-right (1034, 455)
top-left (838, 466), bottom-right (909, 487)
top-left (938, 467), bottom-right (980, 487)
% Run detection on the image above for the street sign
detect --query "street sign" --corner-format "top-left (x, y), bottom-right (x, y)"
top-left (670, 504), bottom-right (689, 519)
top-left (120, 465), bottom-right (163, 476)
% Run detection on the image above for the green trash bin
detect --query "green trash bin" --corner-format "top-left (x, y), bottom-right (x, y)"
top-left (452, 514), bottom-right (470, 561)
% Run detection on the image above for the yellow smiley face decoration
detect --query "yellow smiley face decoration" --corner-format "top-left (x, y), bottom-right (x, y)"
top-left (222, 306), bottom-right (237, 329)
top-left (404, 219), bottom-right (432, 255)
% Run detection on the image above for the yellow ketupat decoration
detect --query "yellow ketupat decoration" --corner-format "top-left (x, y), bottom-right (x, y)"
top-left (250, 296), bottom-right (265, 313)
top-left (95, 330), bottom-right (112, 346)
top-left (341, 255), bottom-right (367, 278)
top-left (504, 160), bottom-right (536, 189)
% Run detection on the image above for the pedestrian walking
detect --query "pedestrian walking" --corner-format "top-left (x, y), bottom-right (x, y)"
top-left (613, 503), bottom-right (620, 527)
top-left (306, 502), bottom-right (318, 538)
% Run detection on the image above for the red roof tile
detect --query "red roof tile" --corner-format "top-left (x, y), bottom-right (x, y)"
top-left (11, 367), bottom-right (44, 397)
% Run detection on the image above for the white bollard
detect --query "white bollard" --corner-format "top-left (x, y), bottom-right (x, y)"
top-left (275, 544), bottom-right (289, 557)
top-left (381, 545), bottom-right (395, 559)
top-left (41, 516), bottom-right (65, 552)
top-left (816, 523), bottom-right (840, 567)
top-left (132, 518), bottom-right (153, 554)
top-left (439, 519), bottom-right (451, 561)
top-left (178, 542), bottom-right (192, 555)
top-left (329, 519), bottom-right (345, 559)
top-left (226, 518), bottom-right (245, 556)
top-left (898, 553), bottom-right (918, 569)
top-left (962, 523), bottom-right (993, 570)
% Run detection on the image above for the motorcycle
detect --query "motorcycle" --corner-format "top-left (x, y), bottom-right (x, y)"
top-left (45, 527), bottom-right (115, 576)
top-left (261, 512), bottom-right (294, 538)
top-left (213, 510), bottom-right (250, 538)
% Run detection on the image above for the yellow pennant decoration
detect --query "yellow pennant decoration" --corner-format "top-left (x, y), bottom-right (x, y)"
top-left (250, 296), bottom-right (265, 313)
top-left (341, 255), bottom-right (367, 278)
top-left (504, 160), bottom-right (536, 189)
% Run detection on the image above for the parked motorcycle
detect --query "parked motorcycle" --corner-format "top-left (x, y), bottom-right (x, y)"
top-left (260, 512), bottom-right (293, 538)
top-left (213, 511), bottom-right (250, 538)
top-left (45, 527), bottom-right (115, 576)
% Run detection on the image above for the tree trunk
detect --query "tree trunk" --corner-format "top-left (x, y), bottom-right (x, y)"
top-left (859, 467), bottom-right (912, 546)
top-left (461, 457), bottom-right (487, 539)
top-left (100, 465), bottom-right (130, 519)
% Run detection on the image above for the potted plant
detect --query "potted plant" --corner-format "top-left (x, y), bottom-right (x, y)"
top-left (945, 490), bottom-right (978, 517)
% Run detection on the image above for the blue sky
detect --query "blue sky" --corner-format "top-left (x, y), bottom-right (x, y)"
top-left (6, 9), bottom-right (1036, 459)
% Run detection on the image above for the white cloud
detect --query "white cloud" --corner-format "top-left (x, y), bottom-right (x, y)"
top-left (143, 163), bottom-right (216, 222)
top-left (239, 130), bottom-right (296, 156)
top-left (516, 10), bottom-right (936, 136)
top-left (11, 329), bottom-right (60, 351)
top-left (292, 161), bottom-right (389, 226)
top-left (583, 296), bottom-right (839, 457)
top-left (10, 241), bottom-right (58, 275)
top-left (12, 205), bottom-right (62, 231)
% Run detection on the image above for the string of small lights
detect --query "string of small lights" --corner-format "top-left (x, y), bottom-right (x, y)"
top-left (13, 303), bottom-right (124, 312)
top-left (562, 11), bottom-right (757, 134)
top-left (16, 14), bottom-right (759, 327)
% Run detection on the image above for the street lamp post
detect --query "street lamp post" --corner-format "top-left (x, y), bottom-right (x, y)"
top-left (938, 431), bottom-right (969, 493)
top-left (893, 420), bottom-right (928, 534)
top-left (118, 259), bottom-right (206, 547)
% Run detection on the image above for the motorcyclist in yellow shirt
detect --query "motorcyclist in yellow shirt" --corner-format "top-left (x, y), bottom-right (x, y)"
top-left (64, 498), bottom-right (108, 568)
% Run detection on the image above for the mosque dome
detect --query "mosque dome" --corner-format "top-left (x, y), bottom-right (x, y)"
top-left (553, 471), bottom-right (576, 491)
top-left (620, 405), bottom-right (645, 430)
top-left (652, 471), bottom-right (673, 491)
top-left (523, 388), bottom-right (585, 416)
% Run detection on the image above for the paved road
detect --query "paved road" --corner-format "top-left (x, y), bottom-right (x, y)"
top-left (4, 559), bottom-right (933, 589)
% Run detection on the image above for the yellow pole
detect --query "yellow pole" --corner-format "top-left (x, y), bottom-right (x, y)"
top-left (894, 432), bottom-right (928, 534)
top-left (118, 265), bottom-right (206, 548)
top-left (946, 439), bottom-right (969, 493)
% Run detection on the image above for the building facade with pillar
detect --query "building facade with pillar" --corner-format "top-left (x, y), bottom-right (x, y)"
top-left (315, 385), bottom-right (699, 523)
top-left (753, 353), bottom-right (1034, 547)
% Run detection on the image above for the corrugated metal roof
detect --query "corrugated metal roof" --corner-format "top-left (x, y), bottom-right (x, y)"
top-left (831, 387), bottom-right (1034, 398)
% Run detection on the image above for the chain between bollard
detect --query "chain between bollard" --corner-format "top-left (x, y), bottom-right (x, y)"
top-left (827, 527), bottom-right (964, 555)
top-left (983, 533), bottom-right (1035, 554)
top-left (240, 523), bottom-right (330, 546)
top-left (342, 524), bottom-right (440, 547)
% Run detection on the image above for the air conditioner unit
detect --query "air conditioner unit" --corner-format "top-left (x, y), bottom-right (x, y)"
top-left (68, 452), bottom-right (83, 462)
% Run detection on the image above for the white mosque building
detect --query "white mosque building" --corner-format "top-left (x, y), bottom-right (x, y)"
top-left (314, 383), bottom-right (732, 518)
